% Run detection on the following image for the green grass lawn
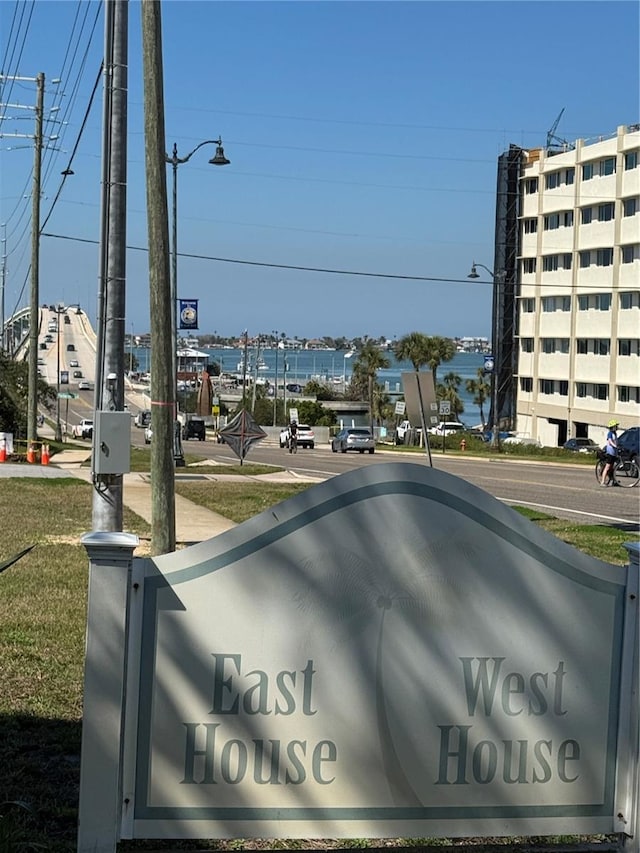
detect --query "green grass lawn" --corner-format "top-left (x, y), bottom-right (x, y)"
top-left (0, 475), bottom-right (634, 851)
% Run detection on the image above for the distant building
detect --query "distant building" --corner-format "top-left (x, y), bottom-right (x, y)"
top-left (490, 123), bottom-right (639, 446)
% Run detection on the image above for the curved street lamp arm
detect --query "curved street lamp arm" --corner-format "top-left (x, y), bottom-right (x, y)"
top-left (165, 138), bottom-right (222, 167)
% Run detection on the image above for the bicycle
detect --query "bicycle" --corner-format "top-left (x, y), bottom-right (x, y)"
top-left (595, 453), bottom-right (640, 488)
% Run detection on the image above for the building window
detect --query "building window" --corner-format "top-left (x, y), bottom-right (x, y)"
top-left (598, 202), bottom-right (615, 221)
top-left (623, 197), bottom-right (638, 217)
top-left (545, 172), bottom-right (562, 190)
top-left (579, 251), bottom-right (591, 268)
top-left (600, 157), bottom-right (616, 176)
top-left (559, 380), bottom-right (568, 395)
top-left (618, 339), bottom-right (640, 356)
top-left (582, 162), bottom-right (594, 181)
top-left (596, 339), bottom-right (610, 356)
top-left (625, 150), bottom-right (639, 170)
top-left (578, 295), bottom-right (590, 311)
top-left (595, 384), bottom-right (608, 401)
top-left (520, 377), bottom-right (533, 392)
top-left (521, 338), bottom-right (534, 353)
top-left (576, 338), bottom-right (588, 354)
top-left (596, 292), bottom-right (612, 310)
top-left (576, 382), bottom-right (587, 398)
top-left (618, 386), bottom-right (640, 404)
top-left (522, 258), bottom-right (536, 274)
top-left (581, 207), bottom-right (593, 224)
top-left (565, 167), bottom-right (575, 185)
top-left (542, 296), bottom-right (556, 312)
top-left (540, 379), bottom-right (554, 395)
top-left (521, 297), bottom-right (535, 313)
top-left (563, 211), bottom-right (574, 227)
top-left (544, 213), bottom-right (560, 230)
top-left (542, 338), bottom-right (556, 353)
top-left (620, 291), bottom-right (640, 309)
top-left (523, 217), bottom-right (537, 234)
top-left (525, 178), bottom-right (538, 194)
top-left (559, 338), bottom-right (570, 353)
top-left (622, 244), bottom-right (639, 264)
top-left (543, 255), bottom-right (559, 272)
top-left (562, 254), bottom-right (572, 270)
top-left (596, 248), bottom-right (613, 267)
top-left (561, 295), bottom-right (571, 311)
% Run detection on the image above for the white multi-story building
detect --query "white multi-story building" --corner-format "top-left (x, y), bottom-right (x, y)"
top-left (514, 123), bottom-right (640, 446)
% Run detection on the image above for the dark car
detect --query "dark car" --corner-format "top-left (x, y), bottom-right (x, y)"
top-left (331, 427), bottom-right (375, 454)
top-left (563, 437), bottom-right (599, 453)
top-left (617, 427), bottom-right (639, 463)
top-left (182, 419), bottom-right (206, 441)
top-left (67, 343), bottom-right (75, 351)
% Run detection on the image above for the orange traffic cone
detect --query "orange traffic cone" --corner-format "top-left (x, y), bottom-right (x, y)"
top-left (27, 443), bottom-right (36, 464)
top-left (41, 444), bottom-right (50, 466)
top-left (0, 441), bottom-right (6, 463)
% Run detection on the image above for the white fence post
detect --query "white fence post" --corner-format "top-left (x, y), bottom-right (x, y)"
top-left (77, 531), bottom-right (138, 853)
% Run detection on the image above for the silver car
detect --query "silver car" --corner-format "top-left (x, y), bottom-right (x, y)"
top-left (331, 427), bottom-right (375, 454)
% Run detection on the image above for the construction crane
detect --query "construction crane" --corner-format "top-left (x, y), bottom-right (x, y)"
top-left (546, 108), bottom-right (574, 152)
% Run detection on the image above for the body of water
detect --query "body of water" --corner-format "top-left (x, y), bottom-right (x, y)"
top-left (133, 347), bottom-right (488, 427)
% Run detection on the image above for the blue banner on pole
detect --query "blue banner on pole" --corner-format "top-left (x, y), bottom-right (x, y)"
top-left (483, 355), bottom-right (495, 374)
top-left (179, 299), bottom-right (198, 330)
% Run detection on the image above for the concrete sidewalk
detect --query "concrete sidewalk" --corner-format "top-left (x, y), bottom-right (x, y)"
top-left (38, 449), bottom-right (325, 546)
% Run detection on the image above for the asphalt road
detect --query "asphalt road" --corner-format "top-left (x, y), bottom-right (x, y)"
top-left (145, 435), bottom-right (639, 533)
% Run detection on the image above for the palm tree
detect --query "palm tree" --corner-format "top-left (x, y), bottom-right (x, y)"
top-left (425, 336), bottom-right (455, 387)
top-left (351, 341), bottom-right (390, 432)
top-left (392, 332), bottom-right (431, 371)
top-left (438, 372), bottom-right (464, 420)
top-left (465, 367), bottom-right (491, 429)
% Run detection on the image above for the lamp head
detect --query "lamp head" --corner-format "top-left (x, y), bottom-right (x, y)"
top-left (209, 138), bottom-right (230, 166)
top-left (61, 168), bottom-right (74, 176)
top-left (467, 262), bottom-right (480, 279)
top-left (106, 372), bottom-right (117, 387)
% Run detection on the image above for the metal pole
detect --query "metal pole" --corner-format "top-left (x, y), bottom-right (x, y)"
top-left (169, 149), bottom-right (185, 466)
top-left (273, 332), bottom-right (278, 427)
top-left (490, 272), bottom-right (501, 449)
top-left (93, 0), bottom-right (128, 532)
top-left (55, 309), bottom-right (62, 441)
top-left (27, 72), bottom-right (44, 446)
top-left (0, 224), bottom-right (6, 351)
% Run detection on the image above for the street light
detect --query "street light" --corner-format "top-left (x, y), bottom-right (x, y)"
top-left (165, 137), bottom-right (230, 466)
top-left (54, 303), bottom-right (64, 442)
top-left (468, 261), bottom-right (506, 448)
top-left (343, 350), bottom-right (354, 390)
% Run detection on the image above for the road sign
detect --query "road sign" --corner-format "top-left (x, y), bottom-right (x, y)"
top-left (394, 401), bottom-right (406, 416)
top-left (439, 401), bottom-right (451, 416)
top-left (58, 392), bottom-right (78, 399)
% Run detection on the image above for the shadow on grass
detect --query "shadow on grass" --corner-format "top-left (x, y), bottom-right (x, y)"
top-left (0, 714), bottom-right (81, 851)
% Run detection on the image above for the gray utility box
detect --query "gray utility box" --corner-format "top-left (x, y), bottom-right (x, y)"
top-left (93, 411), bottom-right (131, 474)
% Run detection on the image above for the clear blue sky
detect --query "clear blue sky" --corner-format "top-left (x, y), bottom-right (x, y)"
top-left (1, 0), bottom-right (638, 341)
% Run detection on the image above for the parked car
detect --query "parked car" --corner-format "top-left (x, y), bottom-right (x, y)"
top-left (78, 380), bottom-right (94, 391)
top-left (502, 434), bottom-right (542, 447)
top-left (395, 419), bottom-right (421, 445)
top-left (72, 370), bottom-right (83, 379)
top-left (563, 437), bottom-right (599, 453)
top-left (71, 419), bottom-right (93, 440)
top-left (428, 421), bottom-right (466, 437)
top-left (182, 418), bottom-right (206, 441)
top-left (617, 426), bottom-right (639, 463)
top-left (134, 410), bottom-right (151, 428)
top-left (64, 314), bottom-right (71, 324)
top-left (69, 359), bottom-right (79, 368)
top-left (331, 427), bottom-right (375, 454)
top-left (66, 343), bottom-right (75, 351)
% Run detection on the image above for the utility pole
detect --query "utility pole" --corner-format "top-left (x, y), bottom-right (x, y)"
top-left (26, 73), bottom-right (44, 445)
top-left (1, 224), bottom-right (6, 351)
top-left (92, 0), bottom-right (128, 532)
top-left (141, 0), bottom-right (176, 554)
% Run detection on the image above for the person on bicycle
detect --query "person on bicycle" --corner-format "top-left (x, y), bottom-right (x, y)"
top-left (288, 419), bottom-right (298, 453)
top-left (600, 419), bottom-right (619, 486)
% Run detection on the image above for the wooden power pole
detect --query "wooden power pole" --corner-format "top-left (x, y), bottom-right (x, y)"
top-left (141, 0), bottom-right (176, 554)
